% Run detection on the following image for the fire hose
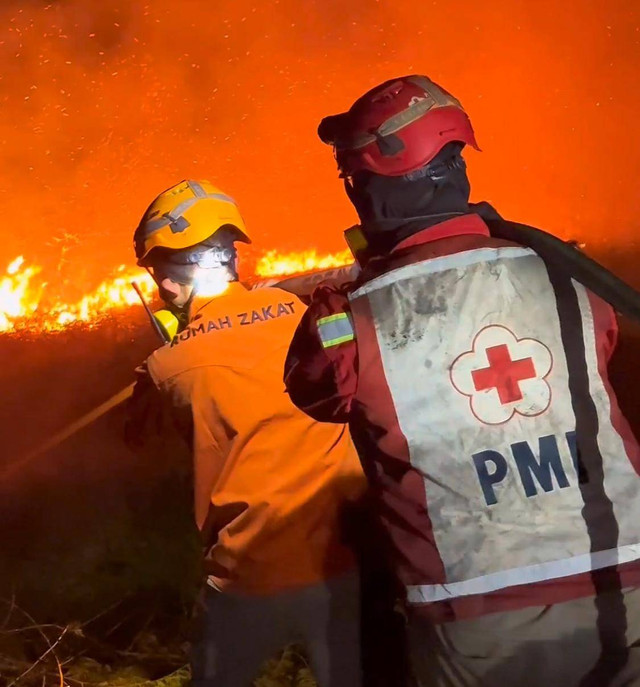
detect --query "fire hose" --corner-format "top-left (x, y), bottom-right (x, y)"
top-left (1, 383), bottom-right (137, 483)
top-left (485, 218), bottom-right (640, 323)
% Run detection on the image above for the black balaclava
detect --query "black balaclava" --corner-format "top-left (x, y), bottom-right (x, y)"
top-left (345, 142), bottom-right (472, 254)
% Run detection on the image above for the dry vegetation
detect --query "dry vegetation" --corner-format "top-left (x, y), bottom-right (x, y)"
top-left (0, 597), bottom-right (316, 687)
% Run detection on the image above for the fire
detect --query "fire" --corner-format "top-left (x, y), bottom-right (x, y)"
top-left (49, 268), bottom-right (157, 329)
top-left (0, 257), bottom-right (157, 333)
top-left (0, 250), bottom-right (354, 334)
top-left (0, 257), bottom-right (43, 331)
top-left (255, 249), bottom-right (353, 277)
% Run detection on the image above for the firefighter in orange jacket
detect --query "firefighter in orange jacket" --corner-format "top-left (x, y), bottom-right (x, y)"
top-left (127, 180), bottom-right (366, 687)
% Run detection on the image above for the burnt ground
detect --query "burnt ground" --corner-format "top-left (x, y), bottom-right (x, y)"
top-left (1, 250), bottom-right (640, 685)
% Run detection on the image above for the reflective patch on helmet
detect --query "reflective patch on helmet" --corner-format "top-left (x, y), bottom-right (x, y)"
top-left (317, 312), bottom-right (355, 348)
top-left (142, 193), bottom-right (238, 237)
top-left (187, 180), bottom-right (208, 198)
top-left (168, 215), bottom-right (190, 233)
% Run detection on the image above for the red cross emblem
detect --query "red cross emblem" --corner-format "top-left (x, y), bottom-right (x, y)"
top-left (450, 325), bottom-right (553, 425)
top-left (471, 344), bottom-right (536, 405)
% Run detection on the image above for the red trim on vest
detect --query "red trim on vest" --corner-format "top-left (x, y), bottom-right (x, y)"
top-left (392, 214), bottom-right (490, 253)
top-left (361, 229), bottom-right (515, 286)
top-left (587, 290), bottom-right (640, 477)
top-left (412, 562), bottom-right (640, 623)
top-left (349, 293), bottom-right (447, 587)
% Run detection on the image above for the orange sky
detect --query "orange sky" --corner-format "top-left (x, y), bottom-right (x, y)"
top-left (0, 0), bottom-right (639, 298)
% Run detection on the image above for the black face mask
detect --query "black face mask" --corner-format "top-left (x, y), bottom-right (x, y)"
top-left (345, 142), bottom-right (472, 253)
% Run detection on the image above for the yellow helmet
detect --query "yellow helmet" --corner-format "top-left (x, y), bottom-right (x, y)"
top-left (134, 179), bottom-right (250, 265)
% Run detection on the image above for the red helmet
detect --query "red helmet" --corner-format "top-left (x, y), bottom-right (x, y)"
top-left (318, 75), bottom-right (479, 177)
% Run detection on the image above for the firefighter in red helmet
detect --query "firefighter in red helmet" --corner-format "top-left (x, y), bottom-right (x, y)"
top-left (285, 75), bottom-right (640, 686)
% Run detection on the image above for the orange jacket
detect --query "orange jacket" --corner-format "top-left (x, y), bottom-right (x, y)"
top-left (145, 282), bottom-right (366, 595)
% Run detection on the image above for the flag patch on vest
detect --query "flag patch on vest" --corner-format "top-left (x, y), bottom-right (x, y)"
top-left (450, 324), bottom-right (553, 425)
top-left (316, 312), bottom-right (355, 348)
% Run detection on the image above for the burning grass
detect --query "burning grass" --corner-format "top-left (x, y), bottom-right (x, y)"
top-left (255, 249), bottom-right (353, 278)
top-left (0, 250), bottom-right (353, 334)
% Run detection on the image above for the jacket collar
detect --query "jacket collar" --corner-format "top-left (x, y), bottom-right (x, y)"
top-left (190, 281), bottom-right (246, 320)
top-left (391, 213), bottom-right (490, 253)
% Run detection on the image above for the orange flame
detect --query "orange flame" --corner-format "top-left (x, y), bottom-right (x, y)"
top-left (255, 249), bottom-right (353, 277)
top-left (0, 257), bottom-right (44, 331)
top-left (0, 257), bottom-right (156, 333)
top-left (0, 250), bottom-right (354, 334)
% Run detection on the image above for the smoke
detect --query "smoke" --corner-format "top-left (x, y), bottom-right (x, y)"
top-left (0, 0), bottom-right (639, 296)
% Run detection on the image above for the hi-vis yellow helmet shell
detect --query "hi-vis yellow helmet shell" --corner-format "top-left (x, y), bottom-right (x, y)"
top-left (134, 179), bottom-right (250, 265)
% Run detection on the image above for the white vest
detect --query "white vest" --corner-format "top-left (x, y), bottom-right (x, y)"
top-left (349, 246), bottom-right (640, 604)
